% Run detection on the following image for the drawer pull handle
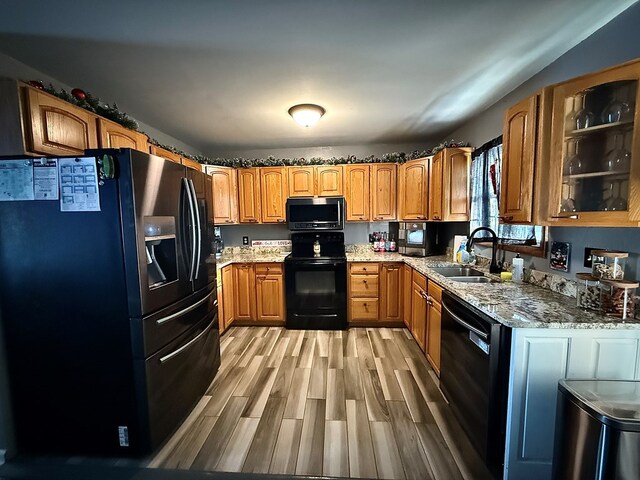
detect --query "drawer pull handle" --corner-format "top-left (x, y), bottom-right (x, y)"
top-left (551, 214), bottom-right (579, 219)
top-left (159, 320), bottom-right (214, 363)
top-left (156, 291), bottom-right (213, 325)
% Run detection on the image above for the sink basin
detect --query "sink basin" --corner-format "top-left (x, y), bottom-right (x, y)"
top-left (448, 276), bottom-right (497, 283)
top-left (431, 266), bottom-right (485, 277)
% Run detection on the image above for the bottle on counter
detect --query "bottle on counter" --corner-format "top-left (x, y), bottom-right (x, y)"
top-left (384, 232), bottom-right (390, 252)
top-left (390, 234), bottom-right (396, 252)
top-left (512, 253), bottom-right (524, 284)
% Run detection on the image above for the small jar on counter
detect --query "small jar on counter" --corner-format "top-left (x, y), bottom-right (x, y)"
top-left (600, 279), bottom-right (638, 319)
top-left (591, 250), bottom-right (628, 280)
top-left (576, 273), bottom-right (600, 311)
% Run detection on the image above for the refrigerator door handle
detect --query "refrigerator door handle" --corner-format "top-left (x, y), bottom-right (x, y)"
top-left (159, 319), bottom-right (214, 363)
top-left (183, 178), bottom-right (197, 281)
top-left (156, 290), bottom-right (214, 325)
top-left (188, 178), bottom-right (202, 281)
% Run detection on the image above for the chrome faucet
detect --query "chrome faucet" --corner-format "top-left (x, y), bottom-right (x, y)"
top-left (467, 227), bottom-right (502, 274)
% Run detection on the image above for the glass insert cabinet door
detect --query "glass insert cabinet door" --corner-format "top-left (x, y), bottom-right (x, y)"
top-left (549, 60), bottom-right (640, 225)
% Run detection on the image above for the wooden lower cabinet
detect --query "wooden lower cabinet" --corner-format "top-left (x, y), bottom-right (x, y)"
top-left (221, 265), bottom-right (234, 329)
top-left (380, 263), bottom-right (403, 322)
top-left (402, 264), bottom-right (413, 330)
top-left (255, 264), bottom-right (285, 321)
top-left (233, 263), bottom-right (255, 320)
top-left (348, 263), bottom-right (380, 323)
top-left (410, 270), bottom-right (428, 351)
top-left (426, 281), bottom-right (443, 375)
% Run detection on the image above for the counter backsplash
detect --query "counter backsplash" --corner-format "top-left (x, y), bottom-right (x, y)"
top-left (220, 244), bottom-right (579, 298)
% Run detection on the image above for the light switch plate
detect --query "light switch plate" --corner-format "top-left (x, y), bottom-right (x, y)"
top-left (242, 236), bottom-right (249, 245)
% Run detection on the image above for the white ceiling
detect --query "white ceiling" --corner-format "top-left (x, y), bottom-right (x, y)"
top-left (0, 0), bottom-right (636, 154)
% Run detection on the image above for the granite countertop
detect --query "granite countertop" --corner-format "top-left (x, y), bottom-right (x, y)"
top-left (213, 252), bottom-right (291, 269)
top-left (212, 252), bottom-right (640, 330)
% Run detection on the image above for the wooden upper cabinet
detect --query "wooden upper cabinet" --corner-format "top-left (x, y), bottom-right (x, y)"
top-left (398, 158), bottom-right (429, 220)
top-left (288, 166), bottom-right (316, 197)
top-left (208, 166), bottom-right (239, 225)
top-left (380, 263), bottom-right (403, 322)
top-left (344, 164), bottom-right (370, 221)
top-left (149, 145), bottom-right (182, 164)
top-left (500, 94), bottom-right (538, 224)
top-left (316, 165), bottom-right (343, 196)
top-left (237, 168), bottom-right (262, 223)
top-left (24, 85), bottom-right (98, 156)
top-left (260, 167), bottom-right (289, 223)
top-left (97, 118), bottom-right (148, 151)
top-left (181, 157), bottom-right (203, 171)
top-left (442, 147), bottom-right (472, 221)
top-left (429, 153), bottom-right (443, 221)
top-left (370, 164), bottom-right (397, 220)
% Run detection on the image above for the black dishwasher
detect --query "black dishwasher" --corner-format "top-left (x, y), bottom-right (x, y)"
top-left (440, 291), bottom-right (512, 479)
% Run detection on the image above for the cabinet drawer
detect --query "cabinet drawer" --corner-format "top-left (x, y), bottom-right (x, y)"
top-left (349, 263), bottom-right (379, 274)
top-left (412, 270), bottom-right (427, 291)
top-left (350, 274), bottom-right (379, 297)
top-left (428, 281), bottom-right (443, 304)
top-left (255, 263), bottom-right (283, 275)
top-left (350, 298), bottom-right (379, 320)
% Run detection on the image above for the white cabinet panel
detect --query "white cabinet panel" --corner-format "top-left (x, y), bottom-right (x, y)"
top-left (505, 329), bottom-right (640, 480)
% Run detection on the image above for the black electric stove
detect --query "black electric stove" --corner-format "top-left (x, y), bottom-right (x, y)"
top-left (284, 232), bottom-right (347, 329)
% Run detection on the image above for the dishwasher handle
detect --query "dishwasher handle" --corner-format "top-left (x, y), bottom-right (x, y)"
top-left (442, 302), bottom-right (489, 341)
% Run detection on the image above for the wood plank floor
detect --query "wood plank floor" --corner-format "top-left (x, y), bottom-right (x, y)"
top-left (148, 326), bottom-right (492, 480)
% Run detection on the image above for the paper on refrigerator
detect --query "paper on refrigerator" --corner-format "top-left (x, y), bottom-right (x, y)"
top-left (58, 157), bottom-right (101, 212)
top-left (0, 159), bottom-right (35, 201)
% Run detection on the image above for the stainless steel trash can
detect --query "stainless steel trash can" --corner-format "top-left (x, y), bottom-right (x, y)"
top-left (552, 379), bottom-right (640, 480)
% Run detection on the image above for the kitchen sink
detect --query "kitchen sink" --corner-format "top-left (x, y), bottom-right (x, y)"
top-left (447, 276), bottom-right (497, 283)
top-left (431, 266), bottom-right (485, 277)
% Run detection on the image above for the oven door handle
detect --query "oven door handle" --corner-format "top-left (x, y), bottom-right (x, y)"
top-left (442, 302), bottom-right (488, 340)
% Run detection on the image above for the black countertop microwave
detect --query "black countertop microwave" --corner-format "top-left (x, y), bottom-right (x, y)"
top-left (286, 197), bottom-right (344, 230)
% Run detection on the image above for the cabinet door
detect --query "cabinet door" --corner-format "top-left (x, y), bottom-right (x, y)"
top-left (548, 61), bottom-right (640, 227)
top-left (208, 166), bottom-right (239, 225)
top-left (255, 274), bottom-right (285, 321)
top-left (442, 148), bottom-right (472, 221)
top-left (25, 87), bottom-right (98, 155)
top-left (501, 95), bottom-right (538, 224)
top-left (98, 118), bottom-right (148, 151)
top-left (260, 167), bottom-right (289, 223)
top-left (426, 300), bottom-right (441, 375)
top-left (402, 265), bottom-right (412, 330)
top-left (316, 165), bottom-right (343, 196)
top-left (411, 280), bottom-right (427, 351)
top-left (380, 263), bottom-right (402, 322)
top-left (429, 153), bottom-right (443, 220)
top-left (344, 164), bottom-right (370, 221)
top-left (288, 166), bottom-right (316, 197)
top-left (234, 264), bottom-right (255, 320)
top-left (149, 145), bottom-right (182, 164)
top-left (237, 168), bottom-right (262, 223)
top-left (370, 164), bottom-right (397, 220)
top-left (222, 265), bottom-right (235, 327)
top-left (398, 158), bottom-right (429, 220)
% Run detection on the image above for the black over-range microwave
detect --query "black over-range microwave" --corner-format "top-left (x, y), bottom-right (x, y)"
top-left (286, 197), bottom-right (344, 230)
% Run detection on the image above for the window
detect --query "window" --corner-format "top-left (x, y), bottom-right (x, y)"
top-left (470, 137), bottom-right (546, 256)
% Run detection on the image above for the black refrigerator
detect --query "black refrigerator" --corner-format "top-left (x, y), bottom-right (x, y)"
top-left (0, 149), bottom-right (220, 456)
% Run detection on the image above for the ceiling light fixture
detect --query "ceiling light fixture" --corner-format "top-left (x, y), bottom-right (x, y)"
top-left (288, 104), bottom-right (326, 127)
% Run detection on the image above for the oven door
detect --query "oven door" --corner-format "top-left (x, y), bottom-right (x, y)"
top-left (284, 259), bottom-right (347, 329)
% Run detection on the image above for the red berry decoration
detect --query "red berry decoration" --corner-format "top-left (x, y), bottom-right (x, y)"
top-left (28, 80), bottom-right (44, 90)
top-left (71, 88), bottom-right (87, 100)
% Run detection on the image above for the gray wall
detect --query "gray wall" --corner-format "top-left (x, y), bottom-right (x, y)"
top-left (0, 52), bottom-right (203, 156)
top-left (445, 1), bottom-right (640, 279)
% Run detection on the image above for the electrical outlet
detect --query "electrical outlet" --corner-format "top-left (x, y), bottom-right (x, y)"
top-left (242, 236), bottom-right (249, 245)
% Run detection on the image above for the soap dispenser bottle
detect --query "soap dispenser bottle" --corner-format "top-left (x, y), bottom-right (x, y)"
top-left (512, 253), bottom-right (524, 284)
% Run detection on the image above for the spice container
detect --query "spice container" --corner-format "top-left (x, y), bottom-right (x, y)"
top-left (600, 279), bottom-right (638, 319)
top-left (591, 250), bottom-right (627, 280)
top-left (576, 273), bottom-right (600, 311)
